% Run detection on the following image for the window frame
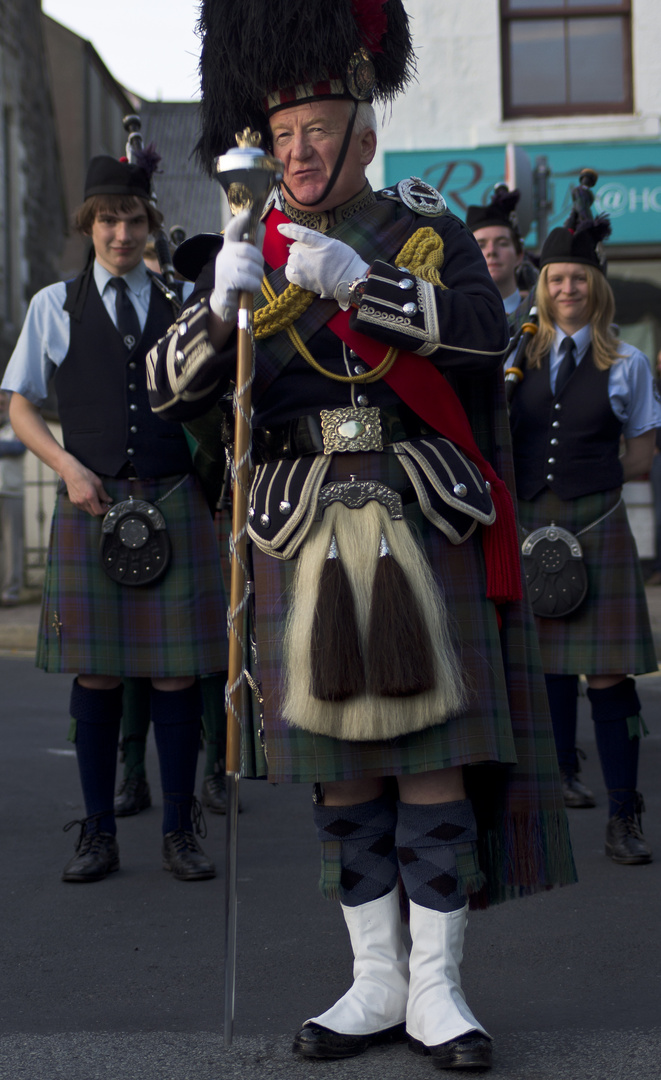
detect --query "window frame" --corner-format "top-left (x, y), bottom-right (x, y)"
top-left (500, 0), bottom-right (633, 119)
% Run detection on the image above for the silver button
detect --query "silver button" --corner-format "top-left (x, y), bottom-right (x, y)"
top-left (175, 350), bottom-right (185, 363)
top-left (353, 364), bottom-right (366, 375)
top-left (130, 403), bottom-right (138, 411)
top-left (260, 513), bottom-right (270, 528)
top-left (554, 402), bottom-right (562, 411)
top-left (177, 321), bottom-right (188, 336)
top-left (357, 394), bottom-right (369, 407)
top-left (129, 361), bottom-right (137, 370)
top-left (349, 349), bottom-right (359, 360)
top-left (279, 501), bottom-right (291, 516)
top-left (130, 426), bottom-right (137, 434)
top-left (485, 481), bottom-right (491, 491)
top-left (127, 448), bottom-right (135, 456)
top-left (248, 507), bottom-right (255, 520)
top-left (398, 278), bottom-right (414, 290)
top-left (402, 302), bottom-right (417, 316)
top-left (550, 438), bottom-right (559, 446)
top-left (128, 383), bottom-right (136, 391)
top-left (546, 473), bottom-right (554, 481)
top-left (552, 420), bottom-right (560, 428)
top-left (453, 483), bottom-right (468, 497)
top-left (548, 457), bottom-right (556, 464)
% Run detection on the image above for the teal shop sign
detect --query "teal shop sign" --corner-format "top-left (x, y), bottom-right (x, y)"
top-left (384, 142), bottom-right (661, 247)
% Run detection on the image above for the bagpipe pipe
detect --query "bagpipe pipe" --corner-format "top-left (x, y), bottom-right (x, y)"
top-left (503, 166), bottom-right (599, 406)
top-left (122, 113), bottom-right (186, 299)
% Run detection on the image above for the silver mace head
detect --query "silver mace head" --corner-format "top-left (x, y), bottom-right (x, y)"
top-left (214, 130), bottom-right (284, 243)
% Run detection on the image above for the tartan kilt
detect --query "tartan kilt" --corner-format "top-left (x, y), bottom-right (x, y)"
top-left (36, 473), bottom-right (227, 677)
top-left (247, 449), bottom-right (518, 784)
top-left (518, 487), bottom-right (657, 676)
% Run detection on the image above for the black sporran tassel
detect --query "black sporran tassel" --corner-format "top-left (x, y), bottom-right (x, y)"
top-left (366, 535), bottom-right (435, 698)
top-left (311, 535), bottom-right (365, 701)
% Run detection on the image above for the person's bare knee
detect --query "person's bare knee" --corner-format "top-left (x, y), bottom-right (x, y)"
top-left (151, 676), bottom-right (196, 692)
top-left (321, 777), bottom-right (386, 806)
top-left (77, 674), bottom-right (122, 691)
top-left (398, 766), bottom-right (466, 804)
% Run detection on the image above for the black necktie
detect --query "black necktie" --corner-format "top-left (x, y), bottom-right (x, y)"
top-left (109, 277), bottom-right (141, 351)
top-left (555, 336), bottom-right (576, 396)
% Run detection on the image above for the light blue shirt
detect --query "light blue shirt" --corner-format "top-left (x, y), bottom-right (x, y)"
top-left (547, 323), bottom-right (661, 439)
top-left (502, 288), bottom-right (522, 316)
top-left (2, 261), bottom-right (192, 406)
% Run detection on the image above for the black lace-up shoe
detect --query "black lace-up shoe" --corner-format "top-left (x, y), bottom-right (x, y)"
top-left (114, 776), bottom-right (151, 816)
top-left (162, 830), bottom-right (216, 880)
top-left (62, 832), bottom-right (119, 883)
top-left (561, 772), bottom-right (596, 809)
top-left (293, 1021), bottom-right (406, 1060)
top-left (409, 1030), bottom-right (493, 1070)
top-left (605, 815), bottom-right (653, 865)
top-left (201, 773), bottom-right (227, 814)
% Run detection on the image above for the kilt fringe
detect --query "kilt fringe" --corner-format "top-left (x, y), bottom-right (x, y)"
top-left (283, 500), bottom-right (465, 741)
top-left (470, 808), bottom-right (577, 910)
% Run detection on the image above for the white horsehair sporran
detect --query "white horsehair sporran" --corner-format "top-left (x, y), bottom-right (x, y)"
top-left (283, 496), bottom-right (465, 741)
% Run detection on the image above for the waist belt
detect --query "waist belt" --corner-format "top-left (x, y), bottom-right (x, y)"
top-left (253, 404), bottom-right (433, 463)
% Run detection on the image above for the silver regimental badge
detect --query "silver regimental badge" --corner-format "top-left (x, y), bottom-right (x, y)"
top-left (391, 177), bottom-right (447, 217)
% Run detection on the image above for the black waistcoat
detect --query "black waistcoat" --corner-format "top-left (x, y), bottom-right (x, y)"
top-left (56, 273), bottom-right (191, 478)
top-left (510, 346), bottom-right (623, 500)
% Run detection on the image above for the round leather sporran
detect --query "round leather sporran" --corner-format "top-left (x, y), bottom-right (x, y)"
top-left (100, 498), bottom-right (171, 586)
top-left (521, 524), bottom-right (588, 618)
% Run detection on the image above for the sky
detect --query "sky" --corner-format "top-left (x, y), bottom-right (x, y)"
top-left (42, 0), bottom-right (203, 102)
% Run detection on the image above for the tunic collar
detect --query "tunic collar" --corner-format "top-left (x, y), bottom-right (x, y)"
top-left (280, 184), bottom-right (377, 234)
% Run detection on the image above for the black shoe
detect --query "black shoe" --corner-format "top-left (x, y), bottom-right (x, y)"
top-left (561, 772), bottom-right (596, 809)
top-left (162, 829), bottom-right (216, 880)
top-left (409, 1031), bottom-right (493, 1070)
top-left (293, 1021), bottom-right (406, 1060)
top-left (201, 773), bottom-right (227, 814)
top-left (62, 832), bottom-right (119, 883)
top-left (114, 776), bottom-right (151, 817)
top-left (605, 815), bottom-right (653, 865)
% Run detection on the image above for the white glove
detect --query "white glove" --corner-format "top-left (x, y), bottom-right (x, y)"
top-left (210, 209), bottom-right (265, 323)
top-left (278, 222), bottom-right (369, 304)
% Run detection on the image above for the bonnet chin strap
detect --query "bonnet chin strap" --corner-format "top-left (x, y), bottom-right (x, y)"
top-left (280, 99), bottom-right (358, 209)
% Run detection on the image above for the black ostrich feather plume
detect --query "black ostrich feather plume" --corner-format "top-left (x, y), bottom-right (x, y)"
top-left (196, 0), bottom-right (415, 171)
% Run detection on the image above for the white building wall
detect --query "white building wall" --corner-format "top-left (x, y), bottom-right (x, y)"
top-left (371, 0), bottom-right (661, 186)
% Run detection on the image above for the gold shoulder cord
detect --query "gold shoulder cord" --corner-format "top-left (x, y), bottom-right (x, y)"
top-left (253, 227), bottom-right (445, 385)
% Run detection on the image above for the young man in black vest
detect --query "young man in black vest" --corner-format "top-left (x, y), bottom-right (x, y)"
top-left (2, 156), bottom-right (227, 883)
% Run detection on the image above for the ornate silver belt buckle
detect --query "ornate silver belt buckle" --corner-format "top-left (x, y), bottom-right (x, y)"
top-left (319, 406), bottom-right (383, 455)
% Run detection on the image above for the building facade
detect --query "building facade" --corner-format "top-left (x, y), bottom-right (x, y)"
top-left (372, 0), bottom-right (661, 360)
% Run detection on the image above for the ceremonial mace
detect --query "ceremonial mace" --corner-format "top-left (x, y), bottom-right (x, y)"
top-left (214, 131), bottom-right (283, 1048)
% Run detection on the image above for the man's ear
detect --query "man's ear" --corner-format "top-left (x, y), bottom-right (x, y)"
top-left (359, 128), bottom-right (377, 168)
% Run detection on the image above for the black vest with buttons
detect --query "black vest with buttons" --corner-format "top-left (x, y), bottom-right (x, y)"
top-left (510, 346), bottom-right (623, 500)
top-left (56, 273), bottom-right (191, 478)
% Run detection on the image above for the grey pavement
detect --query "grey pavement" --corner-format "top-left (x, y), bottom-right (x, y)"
top-left (1, 595), bottom-right (661, 1079)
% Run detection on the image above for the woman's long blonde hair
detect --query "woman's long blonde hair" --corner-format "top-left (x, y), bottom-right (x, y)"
top-left (526, 263), bottom-right (620, 371)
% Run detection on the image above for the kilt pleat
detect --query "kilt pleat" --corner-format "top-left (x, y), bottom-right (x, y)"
top-left (37, 473), bottom-right (227, 677)
top-left (518, 487), bottom-right (657, 676)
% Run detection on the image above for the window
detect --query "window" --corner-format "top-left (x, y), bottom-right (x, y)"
top-left (501, 1), bottom-right (633, 118)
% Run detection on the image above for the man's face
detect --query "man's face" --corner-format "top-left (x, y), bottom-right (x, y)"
top-left (89, 201), bottom-right (150, 276)
top-left (270, 100), bottom-right (376, 212)
top-left (473, 225), bottom-right (523, 298)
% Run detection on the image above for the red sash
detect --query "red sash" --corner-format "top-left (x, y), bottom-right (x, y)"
top-left (263, 208), bottom-right (521, 604)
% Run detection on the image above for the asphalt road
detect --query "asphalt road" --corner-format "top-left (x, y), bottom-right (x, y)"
top-left (1, 654), bottom-right (660, 1080)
